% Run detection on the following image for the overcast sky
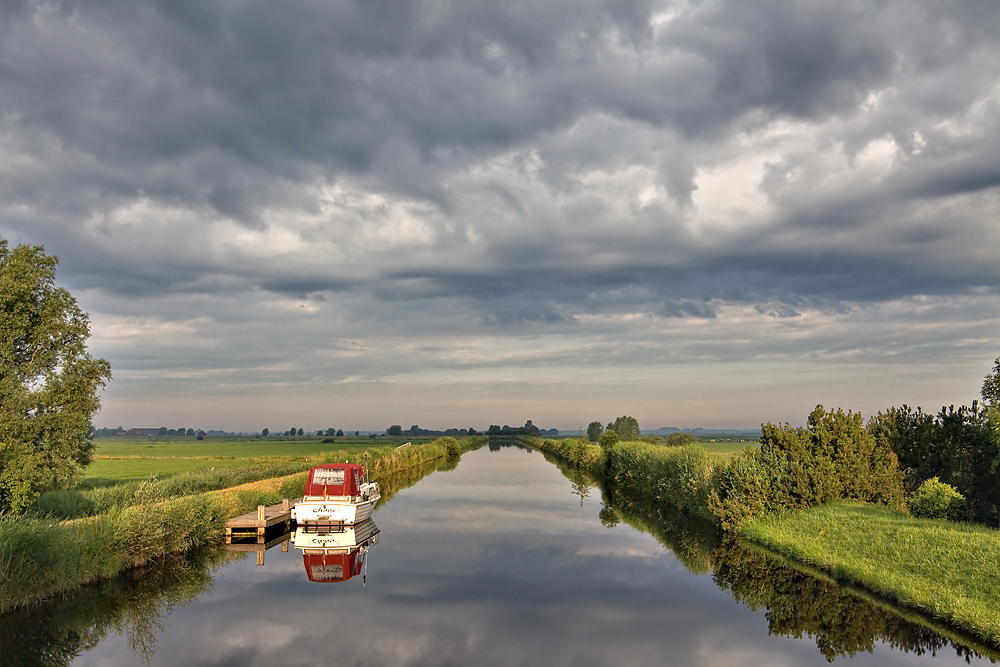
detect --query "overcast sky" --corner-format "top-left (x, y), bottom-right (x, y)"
top-left (2, 0), bottom-right (999, 432)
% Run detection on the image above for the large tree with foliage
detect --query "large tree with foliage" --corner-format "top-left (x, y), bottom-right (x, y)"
top-left (611, 415), bottom-right (640, 441)
top-left (586, 421), bottom-right (603, 442)
top-left (983, 356), bottom-right (1000, 408)
top-left (0, 241), bottom-right (111, 513)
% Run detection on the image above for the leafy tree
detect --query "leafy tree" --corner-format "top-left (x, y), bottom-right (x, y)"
top-left (297, 428), bottom-right (304, 436)
top-left (325, 428), bottom-right (335, 436)
top-left (336, 429), bottom-right (343, 437)
top-left (0, 241), bottom-right (111, 513)
top-left (354, 430), bottom-right (359, 436)
top-left (587, 421), bottom-right (603, 442)
top-left (468, 427), bottom-right (478, 436)
top-left (387, 425), bottom-right (402, 436)
top-left (983, 356), bottom-right (1000, 407)
top-left (612, 415), bottom-right (640, 441)
top-left (158, 427), bottom-right (167, 436)
top-left (261, 428), bottom-right (269, 436)
top-left (289, 426), bottom-right (296, 436)
top-left (522, 419), bottom-right (539, 436)
top-left (185, 428), bottom-right (194, 436)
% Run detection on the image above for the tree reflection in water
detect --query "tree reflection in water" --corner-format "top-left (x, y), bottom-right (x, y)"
top-left (0, 545), bottom-right (233, 667)
top-left (599, 489), bottom-right (999, 664)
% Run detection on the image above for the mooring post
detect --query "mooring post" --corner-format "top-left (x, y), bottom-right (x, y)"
top-left (281, 498), bottom-right (289, 512)
top-left (257, 505), bottom-right (266, 521)
top-left (256, 550), bottom-right (265, 566)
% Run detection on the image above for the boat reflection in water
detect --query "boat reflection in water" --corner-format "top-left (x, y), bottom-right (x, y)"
top-left (293, 519), bottom-right (380, 584)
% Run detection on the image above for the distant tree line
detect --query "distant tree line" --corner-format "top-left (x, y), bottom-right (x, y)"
top-left (387, 424), bottom-right (487, 437)
top-left (485, 420), bottom-right (559, 437)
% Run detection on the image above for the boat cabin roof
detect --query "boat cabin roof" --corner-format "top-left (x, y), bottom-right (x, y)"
top-left (305, 463), bottom-right (366, 497)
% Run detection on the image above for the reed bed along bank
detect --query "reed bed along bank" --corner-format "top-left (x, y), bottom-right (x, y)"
top-left (0, 436), bottom-right (486, 612)
top-left (531, 437), bottom-right (715, 520)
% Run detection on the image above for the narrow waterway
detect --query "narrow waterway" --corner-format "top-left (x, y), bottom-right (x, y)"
top-left (5, 444), bottom-right (995, 666)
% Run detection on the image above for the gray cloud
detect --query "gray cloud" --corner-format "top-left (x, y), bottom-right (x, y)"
top-left (1, 0), bottom-right (999, 428)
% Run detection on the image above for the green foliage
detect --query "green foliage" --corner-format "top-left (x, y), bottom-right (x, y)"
top-left (666, 432), bottom-right (696, 447)
top-left (760, 406), bottom-right (904, 509)
top-left (870, 403), bottom-right (1000, 526)
top-left (0, 240), bottom-right (112, 513)
top-left (440, 436), bottom-right (461, 459)
top-left (709, 406), bottom-right (904, 529)
top-left (586, 421), bottom-right (603, 442)
top-left (386, 425), bottom-right (403, 436)
top-left (708, 447), bottom-right (789, 531)
top-left (909, 477), bottom-right (967, 521)
top-left (610, 415), bottom-right (640, 441)
top-left (598, 430), bottom-right (620, 448)
top-left (982, 356), bottom-right (1000, 407)
top-left (604, 442), bottom-right (714, 519)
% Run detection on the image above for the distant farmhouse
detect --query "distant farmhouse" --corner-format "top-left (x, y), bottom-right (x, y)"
top-left (121, 428), bottom-right (161, 437)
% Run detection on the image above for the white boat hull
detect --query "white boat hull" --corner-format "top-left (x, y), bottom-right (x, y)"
top-left (291, 482), bottom-right (380, 526)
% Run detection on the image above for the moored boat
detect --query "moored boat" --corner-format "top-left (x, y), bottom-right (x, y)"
top-left (290, 462), bottom-right (380, 527)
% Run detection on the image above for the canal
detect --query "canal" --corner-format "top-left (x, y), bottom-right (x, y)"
top-left (3, 443), bottom-right (996, 665)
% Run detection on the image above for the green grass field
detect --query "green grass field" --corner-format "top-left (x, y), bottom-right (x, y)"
top-left (741, 501), bottom-right (1000, 646)
top-left (696, 439), bottom-right (758, 459)
top-left (87, 436), bottom-right (435, 482)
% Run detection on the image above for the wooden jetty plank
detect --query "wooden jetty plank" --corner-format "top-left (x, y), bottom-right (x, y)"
top-left (225, 498), bottom-right (297, 538)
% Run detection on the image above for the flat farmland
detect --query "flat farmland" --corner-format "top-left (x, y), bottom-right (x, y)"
top-left (87, 436), bottom-right (436, 482)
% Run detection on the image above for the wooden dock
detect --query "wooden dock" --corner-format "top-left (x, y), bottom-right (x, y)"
top-left (225, 532), bottom-right (292, 565)
top-left (225, 498), bottom-right (297, 540)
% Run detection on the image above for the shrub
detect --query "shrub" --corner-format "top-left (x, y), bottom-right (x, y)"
top-left (598, 431), bottom-right (620, 448)
top-left (440, 436), bottom-right (461, 459)
top-left (759, 406), bottom-right (904, 510)
top-left (909, 477), bottom-right (967, 521)
top-left (708, 447), bottom-right (788, 531)
top-left (707, 406), bottom-right (905, 530)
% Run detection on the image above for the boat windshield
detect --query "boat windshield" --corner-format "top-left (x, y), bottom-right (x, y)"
top-left (312, 468), bottom-right (345, 485)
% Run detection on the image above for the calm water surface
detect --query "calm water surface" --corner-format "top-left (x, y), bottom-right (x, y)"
top-left (22, 445), bottom-right (997, 665)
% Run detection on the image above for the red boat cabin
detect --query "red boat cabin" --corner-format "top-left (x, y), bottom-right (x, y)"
top-left (304, 463), bottom-right (365, 497)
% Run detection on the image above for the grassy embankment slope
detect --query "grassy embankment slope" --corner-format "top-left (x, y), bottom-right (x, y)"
top-left (530, 436), bottom-right (1000, 648)
top-left (741, 502), bottom-right (1000, 645)
top-left (0, 436), bottom-right (485, 613)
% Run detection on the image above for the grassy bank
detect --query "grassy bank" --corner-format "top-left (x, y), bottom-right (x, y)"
top-left (741, 502), bottom-right (1000, 646)
top-left (0, 436), bottom-right (485, 612)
